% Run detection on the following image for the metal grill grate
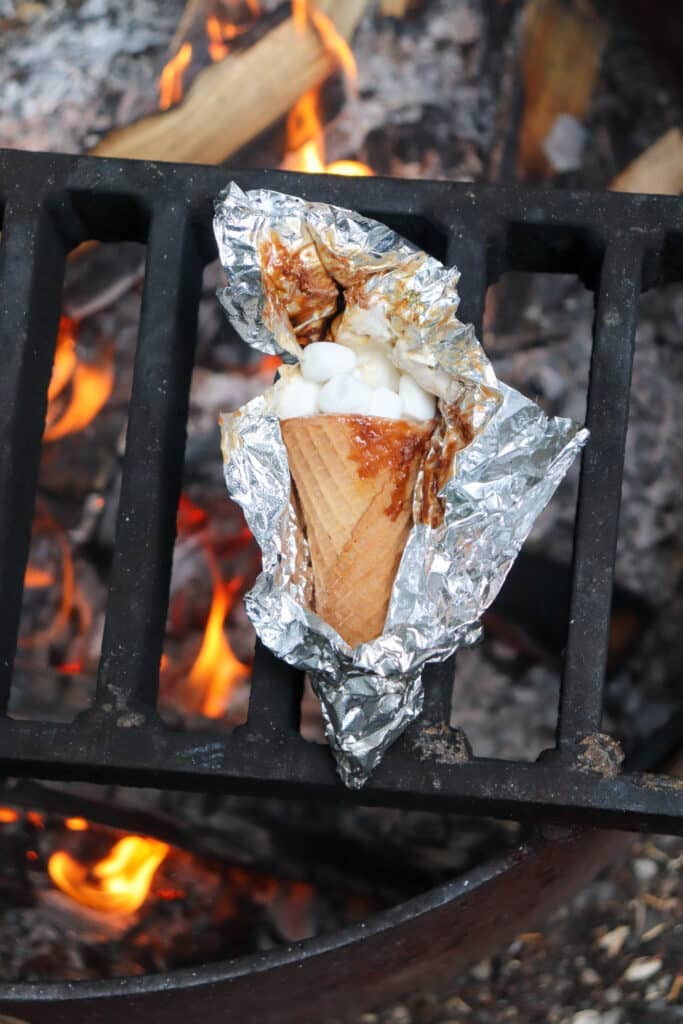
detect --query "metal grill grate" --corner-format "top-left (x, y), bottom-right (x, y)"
top-left (1, 147), bottom-right (681, 833)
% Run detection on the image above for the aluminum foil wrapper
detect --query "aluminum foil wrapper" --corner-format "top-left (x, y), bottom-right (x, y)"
top-left (214, 183), bottom-right (588, 788)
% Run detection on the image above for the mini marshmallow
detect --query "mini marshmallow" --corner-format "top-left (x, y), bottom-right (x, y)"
top-left (319, 373), bottom-right (373, 415)
top-left (399, 374), bottom-right (436, 421)
top-left (300, 341), bottom-right (357, 383)
top-left (369, 386), bottom-right (403, 420)
top-left (355, 349), bottom-right (401, 392)
top-left (275, 375), bottom-right (321, 419)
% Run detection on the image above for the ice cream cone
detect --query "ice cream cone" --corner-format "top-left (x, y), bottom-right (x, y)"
top-left (280, 415), bottom-right (433, 647)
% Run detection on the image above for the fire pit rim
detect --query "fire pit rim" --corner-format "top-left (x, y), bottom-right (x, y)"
top-left (0, 838), bottom-right (535, 1002)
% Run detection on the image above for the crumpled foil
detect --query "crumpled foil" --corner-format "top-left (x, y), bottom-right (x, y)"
top-left (214, 183), bottom-right (589, 788)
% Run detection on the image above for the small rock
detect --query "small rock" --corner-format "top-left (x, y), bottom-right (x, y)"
top-left (470, 958), bottom-right (492, 981)
top-left (604, 986), bottom-right (622, 1005)
top-left (580, 967), bottom-right (601, 986)
top-left (565, 1010), bottom-right (601, 1024)
top-left (381, 1007), bottom-right (411, 1024)
top-left (623, 956), bottom-right (662, 983)
top-left (633, 858), bottom-right (658, 882)
top-left (597, 924), bottom-right (630, 957)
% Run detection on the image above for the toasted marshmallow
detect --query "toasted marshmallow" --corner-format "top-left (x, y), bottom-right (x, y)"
top-left (275, 375), bottom-right (321, 419)
top-left (369, 386), bottom-right (403, 420)
top-left (399, 374), bottom-right (436, 421)
top-left (300, 341), bottom-right (357, 383)
top-left (319, 373), bottom-right (373, 415)
top-left (355, 349), bottom-right (401, 392)
top-left (334, 303), bottom-right (393, 350)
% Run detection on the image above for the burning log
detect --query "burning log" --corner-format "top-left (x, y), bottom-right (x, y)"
top-left (517, 0), bottom-right (608, 179)
top-left (378, 0), bottom-right (425, 16)
top-left (610, 127), bottom-right (683, 196)
top-left (91, 0), bottom-right (371, 166)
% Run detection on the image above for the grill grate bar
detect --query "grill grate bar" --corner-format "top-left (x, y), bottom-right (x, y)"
top-left (0, 715), bottom-right (680, 833)
top-left (557, 236), bottom-right (643, 749)
top-left (0, 200), bottom-right (65, 713)
top-left (247, 643), bottom-right (304, 733)
top-left (416, 231), bottom-right (489, 730)
top-left (95, 202), bottom-right (203, 713)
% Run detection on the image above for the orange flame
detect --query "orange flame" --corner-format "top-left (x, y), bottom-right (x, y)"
top-left (292, 0), bottom-right (308, 33)
top-left (65, 817), bottom-right (88, 831)
top-left (324, 159), bottom-right (373, 176)
top-left (291, 2), bottom-right (357, 90)
top-left (205, 14), bottom-right (247, 62)
top-left (259, 353), bottom-right (283, 375)
top-left (283, 88), bottom-right (372, 176)
top-left (48, 836), bottom-right (169, 914)
top-left (158, 42), bottom-right (193, 111)
top-left (189, 574), bottom-right (249, 718)
top-left (284, 1), bottom-right (370, 175)
top-left (24, 566), bottom-right (54, 589)
top-left (56, 661), bottom-right (84, 675)
top-left (308, 6), bottom-right (357, 90)
top-left (177, 493), bottom-right (209, 535)
top-left (48, 324), bottom-right (77, 402)
top-left (0, 807), bottom-right (19, 824)
top-left (207, 15), bottom-right (230, 61)
top-left (20, 514), bottom-right (75, 651)
top-left (44, 318), bottom-right (114, 444)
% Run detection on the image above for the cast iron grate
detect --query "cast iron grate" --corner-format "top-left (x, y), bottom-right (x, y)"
top-left (0, 147), bottom-right (681, 833)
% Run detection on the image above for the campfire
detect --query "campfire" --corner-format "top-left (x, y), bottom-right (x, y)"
top-left (0, 0), bottom-right (681, 1019)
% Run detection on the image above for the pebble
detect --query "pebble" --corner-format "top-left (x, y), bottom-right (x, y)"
top-left (565, 1011), bottom-right (602, 1024)
top-left (380, 1006), bottom-right (411, 1024)
top-left (632, 858), bottom-right (658, 882)
top-left (470, 959), bottom-right (492, 981)
top-left (597, 924), bottom-right (629, 957)
top-left (564, 1011), bottom-right (622, 1024)
top-left (623, 956), bottom-right (662, 983)
top-left (603, 986), bottom-right (622, 1005)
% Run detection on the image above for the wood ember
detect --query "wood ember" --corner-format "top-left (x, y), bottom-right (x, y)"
top-left (378, 0), bottom-right (425, 17)
top-left (610, 126), bottom-right (683, 195)
top-left (517, 0), bottom-right (608, 179)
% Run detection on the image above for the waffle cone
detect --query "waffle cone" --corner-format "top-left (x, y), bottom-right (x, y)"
top-left (281, 414), bottom-right (433, 647)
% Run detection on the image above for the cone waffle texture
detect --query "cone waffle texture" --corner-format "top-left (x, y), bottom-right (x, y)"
top-left (280, 415), bottom-right (432, 647)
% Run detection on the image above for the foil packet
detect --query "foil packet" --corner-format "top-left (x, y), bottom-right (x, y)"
top-left (214, 183), bottom-right (588, 788)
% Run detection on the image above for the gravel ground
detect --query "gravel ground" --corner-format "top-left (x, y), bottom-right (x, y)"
top-left (337, 835), bottom-right (683, 1024)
